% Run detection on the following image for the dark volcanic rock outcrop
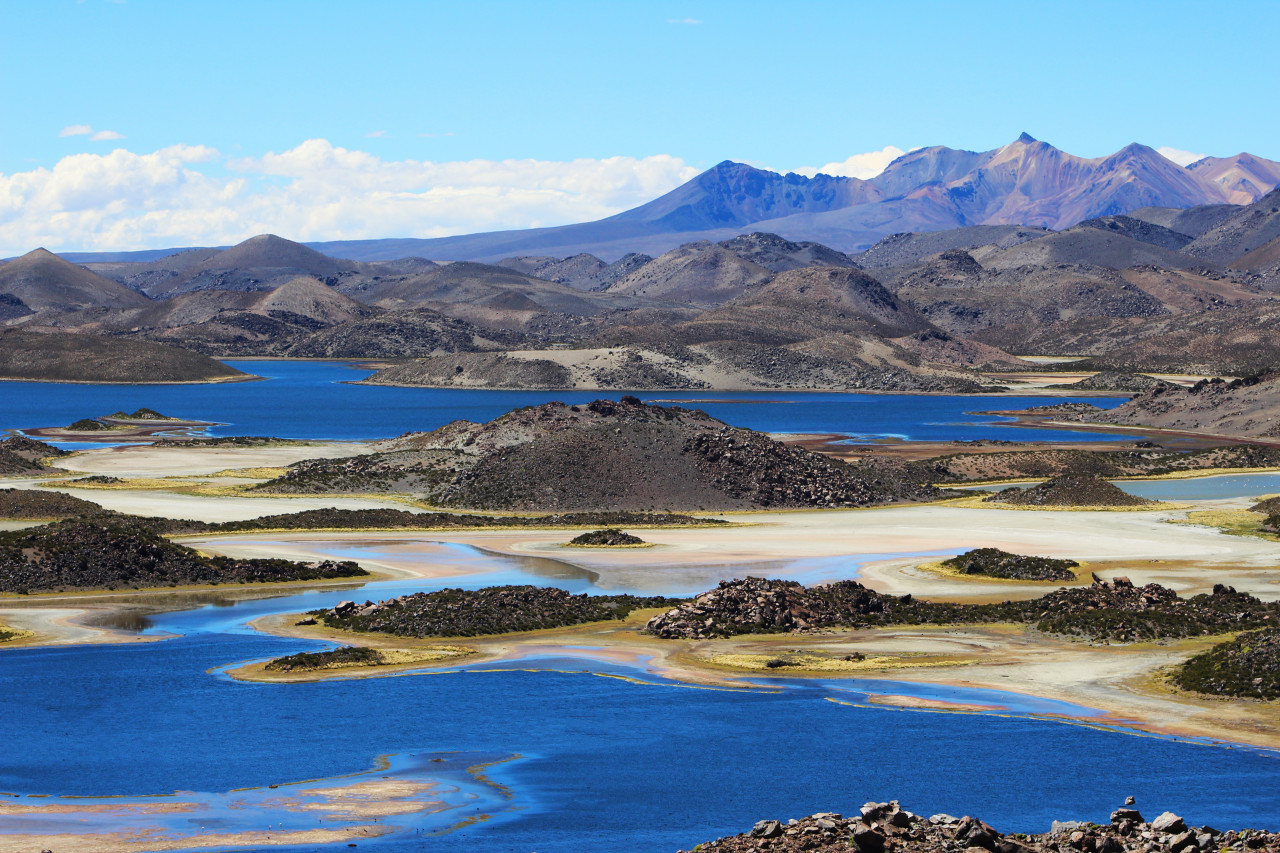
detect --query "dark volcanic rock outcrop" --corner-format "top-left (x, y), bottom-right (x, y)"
top-left (983, 475), bottom-right (1156, 507)
top-left (256, 397), bottom-right (955, 511)
top-left (568, 528), bottom-right (646, 546)
top-left (0, 489), bottom-right (104, 520)
top-left (940, 548), bottom-right (1078, 581)
top-left (644, 576), bottom-right (1278, 643)
top-left (0, 436), bottom-right (68, 476)
top-left (1051, 370), bottom-right (1177, 393)
top-left (315, 586), bottom-right (682, 637)
top-left (1173, 626), bottom-right (1280, 699)
top-left (0, 517), bottom-right (367, 593)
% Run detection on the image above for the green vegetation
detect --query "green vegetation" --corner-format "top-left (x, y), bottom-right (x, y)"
top-left (264, 646), bottom-right (382, 672)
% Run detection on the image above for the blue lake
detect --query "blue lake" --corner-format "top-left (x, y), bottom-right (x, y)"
top-left (0, 359), bottom-right (1129, 443)
top-left (3, 367), bottom-right (1279, 851)
top-left (4, 580), bottom-right (1280, 853)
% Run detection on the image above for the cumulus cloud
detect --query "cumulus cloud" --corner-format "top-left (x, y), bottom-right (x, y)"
top-left (1157, 146), bottom-right (1208, 167)
top-left (59, 125), bottom-right (94, 137)
top-left (795, 146), bottom-right (906, 180)
top-left (90, 129), bottom-right (125, 141)
top-left (0, 139), bottom-right (700, 255)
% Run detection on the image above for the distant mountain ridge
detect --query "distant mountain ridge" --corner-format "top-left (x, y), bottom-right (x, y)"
top-left (35, 135), bottom-right (1280, 266)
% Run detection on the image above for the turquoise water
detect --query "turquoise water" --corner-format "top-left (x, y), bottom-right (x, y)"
top-left (0, 359), bottom-right (1129, 443)
top-left (973, 473), bottom-right (1280, 502)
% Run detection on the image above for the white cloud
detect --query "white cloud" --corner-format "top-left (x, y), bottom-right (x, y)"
top-left (1157, 146), bottom-right (1208, 167)
top-left (59, 125), bottom-right (93, 137)
top-left (795, 146), bottom-right (906, 180)
top-left (90, 129), bottom-right (125, 141)
top-left (0, 139), bottom-right (700, 256)
top-left (667, 17), bottom-right (701, 24)
top-left (365, 130), bottom-right (387, 138)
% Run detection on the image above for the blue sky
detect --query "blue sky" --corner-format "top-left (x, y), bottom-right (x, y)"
top-left (2, 0), bottom-right (1278, 254)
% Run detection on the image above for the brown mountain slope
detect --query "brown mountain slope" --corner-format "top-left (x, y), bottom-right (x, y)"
top-left (0, 249), bottom-right (148, 313)
top-left (715, 232), bottom-right (860, 272)
top-left (604, 243), bottom-right (774, 307)
top-left (1189, 153), bottom-right (1280, 202)
top-left (1084, 373), bottom-right (1280, 439)
top-left (726, 266), bottom-right (931, 337)
top-left (0, 330), bottom-right (251, 383)
top-left (1183, 187), bottom-right (1280, 265)
top-left (140, 235), bottom-right (367, 297)
top-left (977, 225), bottom-right (1209, 272)
top-left (855, 225), bottom-right (1049, 269)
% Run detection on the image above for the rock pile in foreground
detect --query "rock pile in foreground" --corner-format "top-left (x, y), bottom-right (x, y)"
top-left (681, 799), bottom-right (1278, 853)
top-left (644, 576), bottom-right (1280, 643)
top-left (984, 475), bottom-right (1156, 507)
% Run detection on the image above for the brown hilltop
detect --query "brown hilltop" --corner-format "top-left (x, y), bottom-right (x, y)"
top-left (0, 329), bottom-right (252, 383)
top-left (0, 248), bottom-right (148, 313)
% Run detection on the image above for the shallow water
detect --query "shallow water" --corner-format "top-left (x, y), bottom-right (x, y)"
top-left (0, 359), bottom-right (1129, 443)
top-left (971, 472), bottom-right (1280, 501)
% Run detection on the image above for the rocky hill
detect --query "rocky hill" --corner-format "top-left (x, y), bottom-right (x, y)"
top-left (0, 248), bottom-right (149, 313)
top-left (0, 489), bottom-right (104, 519)
top-left (1083, 373), bottom-right (1280, 439)
top-left (0, 437), bottom-right (69, 476)
top-left (256, 397), bottom-right (957, 511)
top-left (983, 475), bottom-right (1156, 508)
top-left (0, 330), bottom-right (253, 383)
top-left (1049, 371), bottom-right (1176, 392)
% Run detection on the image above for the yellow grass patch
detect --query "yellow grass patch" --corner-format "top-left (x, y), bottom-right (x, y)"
top-left (1171, 509), bottom-right (1276, 540)
top-left (943, 495), bottom-right (1184, 512)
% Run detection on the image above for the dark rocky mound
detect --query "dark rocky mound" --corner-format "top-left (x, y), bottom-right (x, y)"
top-left (0, 517), bottom-right (367, 594)
top-left (0, 488), bottom-right (104, 519)
top-left (645, 577), bottom-right (897, 638)
top-left (72, 475), bottom-right (123, 485)
top-left (914, 444), bottom-right (1280, 486)
top-left (314, 586), bottom-right (683, 637)
top-left (1050, 371), bottom-right (1177, 392)
top-left (984, 475), bottom-right (1155, 507)
top-left (1250, 496), bottom-right (1280, 515)
top-left (683, 799), bottom-right (1271, 853)
top-left (1173, 627), bottom-right (1280, 699)
top-left (180, 508), bottom-right (722, 535)
top-left (108, 408), bottom-right (170, 420)
top-left (568, 528), bottom-right (646, 546)
top-left (256, 397), bottom-right (956, 511)
top-left (265, 646), bottom-right (382, 672)
top-left (940, 548), bottom-right (1078, 581)
top-left (0, 436), bottom-right (67, 475)
top-left (644, 576), bottom-right (1280, 643)
top-left (67, 418), bottom-right (111, 431)
top-left (0, 330), bottom-right (253, 383)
